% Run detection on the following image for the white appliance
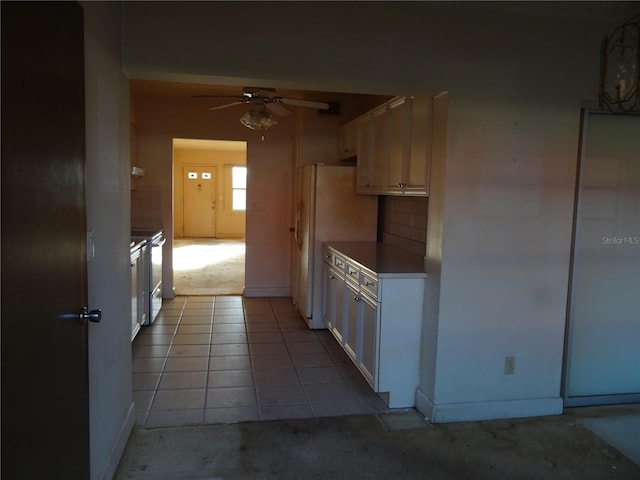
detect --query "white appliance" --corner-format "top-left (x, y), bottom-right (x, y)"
top-left (292, 165), bottom-right (378, 328)
top-left (131, 229), bottom-right (165, 325)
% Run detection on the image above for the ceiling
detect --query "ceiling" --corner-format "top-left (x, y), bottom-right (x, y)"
top-left (132, 80), bottom-right (371, 153)
top-left (131, 80), bottom-right (243, 99)
top-left (130, 79), bottom-right (393, 152)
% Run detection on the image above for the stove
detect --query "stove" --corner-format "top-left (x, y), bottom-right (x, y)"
top-left (131, 229), bottom-right (165, 325)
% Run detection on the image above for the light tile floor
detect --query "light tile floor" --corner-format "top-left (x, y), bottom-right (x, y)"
top-left (132, 296), bottom-right (389, 428)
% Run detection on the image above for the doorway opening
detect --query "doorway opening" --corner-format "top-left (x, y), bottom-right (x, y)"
top-left (172, 138), bottom-right (247, 295)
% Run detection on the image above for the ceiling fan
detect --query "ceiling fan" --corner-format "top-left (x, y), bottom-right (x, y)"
top-left (193, 89), bottom-right (330, 140)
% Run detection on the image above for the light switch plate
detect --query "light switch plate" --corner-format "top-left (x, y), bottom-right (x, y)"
top-left (87, 230), bottom-right (95, 261)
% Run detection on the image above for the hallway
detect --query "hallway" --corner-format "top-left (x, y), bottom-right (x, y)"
top-left (132, 295), bottom-right (388, 428)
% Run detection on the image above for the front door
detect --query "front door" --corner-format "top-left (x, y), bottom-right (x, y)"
top-left (183, 165), bottom-right (217, 237)
top-left (1, 2), bottom-right (90, 478)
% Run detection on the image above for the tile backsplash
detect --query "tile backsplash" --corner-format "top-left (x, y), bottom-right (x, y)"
top-left (131, 186), bottom-right (164, 230)
top-left (378, 196), bottom-right (428, 256)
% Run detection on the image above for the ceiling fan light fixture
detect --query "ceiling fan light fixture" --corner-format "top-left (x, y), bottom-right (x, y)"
top-left (197, 89), bottom-right (329, 140)
top-left (239, 106), bottom-right (277, 131)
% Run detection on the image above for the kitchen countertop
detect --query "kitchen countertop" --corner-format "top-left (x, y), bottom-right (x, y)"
top-left (131, 229), bottom-right (163, 240)
top-left (325, 241), bottom-right (427, 278)
top-left (130, 238), bottom-right (146, 251)
top-left (131, 228), bottom-right (163, 250)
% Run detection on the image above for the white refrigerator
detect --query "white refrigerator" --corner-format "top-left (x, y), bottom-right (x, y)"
top-left (292, 164), bottom-right (378, 329)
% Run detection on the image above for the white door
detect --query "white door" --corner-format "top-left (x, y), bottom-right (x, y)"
top-left (183, 166), bottom-right (216, 237)
top-left (564, 112), bottom-right (640, 405)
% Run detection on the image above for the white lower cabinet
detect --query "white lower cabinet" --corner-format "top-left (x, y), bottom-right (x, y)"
top-left (323, 251), bottom-right (346, 345)
top-left (322, 261), bottom-right (336, 330)
top-left (345, 280), bottom-right (359, 362)
top-left (130, 242), bottom-right (146, 342)
top-left (322, 243), bottom-right (426, 408)
top-left (359, 291), bottom-right (378, 387)
top-left (131, 248), bottom-right (140, 341)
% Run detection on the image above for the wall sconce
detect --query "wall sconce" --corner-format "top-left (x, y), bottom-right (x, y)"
top-left (599, 15), bottom-right (640, 113)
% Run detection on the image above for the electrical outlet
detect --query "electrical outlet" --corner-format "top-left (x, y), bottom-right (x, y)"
top-left (504, 356), bottom-right (516, 375)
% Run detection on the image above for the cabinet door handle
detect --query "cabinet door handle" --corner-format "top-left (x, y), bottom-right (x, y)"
top-left (365, 281), bottom-right (374, 287)
top-left (329, 275), bottom-right (335, 280)
top-left (354, 296), bottom-right (361, 302)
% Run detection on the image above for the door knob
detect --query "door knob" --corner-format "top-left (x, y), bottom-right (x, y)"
top-left (79, 307), bottom-right (102, 324)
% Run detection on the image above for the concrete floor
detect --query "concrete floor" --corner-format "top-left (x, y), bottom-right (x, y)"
top-left (115, 404), bottom-right (640, 479)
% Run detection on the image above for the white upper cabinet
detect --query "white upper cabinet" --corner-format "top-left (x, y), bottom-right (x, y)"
top-left (405, 96), bottom-right (432, 195)
top-left (371, 105), bottom-right (389, 191)
top-left (385, 96), bottom-right (411, 193)
top-left (346, 94), bottom-right (440, 196)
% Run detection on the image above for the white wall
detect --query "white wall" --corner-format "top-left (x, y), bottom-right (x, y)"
top-left (120, 2), bottom-right (634, 422)
top-left (83, 2), bottom-right (134, 478)
top-left (133, 95), bottom-right (295, 297)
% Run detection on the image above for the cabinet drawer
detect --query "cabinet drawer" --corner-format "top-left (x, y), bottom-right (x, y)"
top-left (361, 271), bottom-right (378, 298)
top-left (333, 253), bottom-right (346, 271)
top-left (346, 262), bottom-right (360, 282)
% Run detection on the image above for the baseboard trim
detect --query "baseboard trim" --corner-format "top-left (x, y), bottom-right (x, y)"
top-left (243, 287), bottom-right (290, 297)
top-left (96, 401), bottom-right (135, 480)
top-left (215, 234), bottom-right (245, 240)
top-left (415, 388), bottom-right (563, 423)
top-left (415, 387), bottom-right (435, 420)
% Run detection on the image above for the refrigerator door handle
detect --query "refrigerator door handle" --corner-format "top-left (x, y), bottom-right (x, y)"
top-left (295, 204), bottom-right (303, 249)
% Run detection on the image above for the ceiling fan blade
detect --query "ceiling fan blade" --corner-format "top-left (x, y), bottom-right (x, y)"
top-left (280, 97), bottom-right (330, 110)
top-left (265, 102), bottom-right (291, 116)
top-left (253, 89), bottom-right (278, 99)
top-left (209, 100), bottom-right (247, 111)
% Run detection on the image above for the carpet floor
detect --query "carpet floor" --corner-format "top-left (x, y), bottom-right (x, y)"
top-left (173, 238), bottom-right (245, 296)
top-left (115, 405), bottom-right (640, 479)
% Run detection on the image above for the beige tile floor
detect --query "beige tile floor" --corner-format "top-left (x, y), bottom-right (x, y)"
top-left (132, 295), bottom-right (389, 428)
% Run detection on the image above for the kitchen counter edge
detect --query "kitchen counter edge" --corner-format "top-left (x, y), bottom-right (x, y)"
top-left (325, 241), bottom-right (428, 278)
